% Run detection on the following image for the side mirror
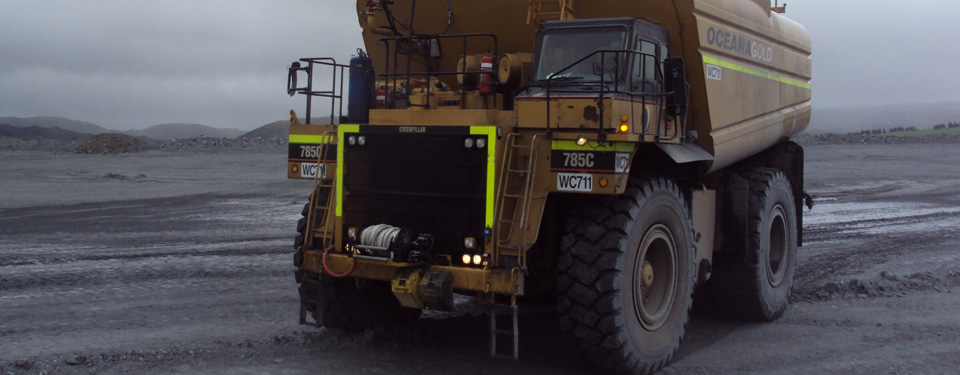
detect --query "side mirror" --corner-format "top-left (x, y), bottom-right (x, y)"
top-left (663, 57), bottom-right (687, 116)
top-left (287, 61), bottom-right (306, 97)
top-left (592, 62), bottom-right (603, 77)
top-left (592, 56), bottom-right (620, 82)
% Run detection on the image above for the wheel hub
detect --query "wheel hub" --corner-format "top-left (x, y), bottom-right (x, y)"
top-left (633, 224), bottom-right (679, 331)
top-left (641, 261), bottom-right (654, 289)
top-left (766, 204), bottom-right (788, 287)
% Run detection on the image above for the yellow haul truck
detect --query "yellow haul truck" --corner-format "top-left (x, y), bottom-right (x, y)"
top-left (287, 0), bottom-right (811, 373)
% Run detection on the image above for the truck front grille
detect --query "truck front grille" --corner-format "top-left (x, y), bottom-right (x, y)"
top-left (341, 126), bottom-right (489, 258)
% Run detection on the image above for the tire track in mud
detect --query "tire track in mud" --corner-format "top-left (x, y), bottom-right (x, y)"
top-left (794, 184), bottom-right (960, 303)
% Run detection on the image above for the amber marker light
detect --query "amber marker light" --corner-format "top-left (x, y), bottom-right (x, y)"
top-left (599, 178), bottom-right (609, 188)
top-left (619, 115), bottom-right (630, 133)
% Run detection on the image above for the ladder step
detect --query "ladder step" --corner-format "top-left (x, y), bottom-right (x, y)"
top-left (503, 193), bottom-right (524, 198)
top-left (508, 169), bottom-right (531, 173)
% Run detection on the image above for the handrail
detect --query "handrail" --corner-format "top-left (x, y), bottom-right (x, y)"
top-left (288, 58), bottom-right (348, 125)
top-left (542, 49), bottom-right (681, 142)
top-left (379, 33), bottom-right (499, 109)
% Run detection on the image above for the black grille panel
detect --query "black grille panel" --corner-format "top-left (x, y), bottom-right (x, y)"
top-left (342, 128), bottom-right (488, 257)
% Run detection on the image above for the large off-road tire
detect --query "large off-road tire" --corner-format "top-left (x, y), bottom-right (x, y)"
top-left (304, 277), bottom-right (422, 331)
top-left (711, 168), bottom-right (798, 321)
top-left (558, 177), bottom-right (695, 375)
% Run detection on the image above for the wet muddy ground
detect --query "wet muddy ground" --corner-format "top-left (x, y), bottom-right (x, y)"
top-left (1, 143), bottom-right (959, 374)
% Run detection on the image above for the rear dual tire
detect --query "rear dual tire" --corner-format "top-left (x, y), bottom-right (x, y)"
top-left (711, 168), bottom-right (798, 321)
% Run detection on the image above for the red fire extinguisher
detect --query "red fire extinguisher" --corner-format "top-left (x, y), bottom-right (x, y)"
top-left (376, 87), bottom-right (386, 109)
top-left (366, 0), bottom-right (376, 14)
top-left (479, 52), bottom-right (495, 95)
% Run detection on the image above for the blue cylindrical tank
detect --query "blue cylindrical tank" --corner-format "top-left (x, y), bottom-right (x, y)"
top-left (348, 54), bottom-right (374, 124)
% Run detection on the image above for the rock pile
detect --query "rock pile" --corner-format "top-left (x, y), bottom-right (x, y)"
top-left (795, 133), bottom-right (960, 146)
top-left (1, 134), bottom-right (286, 154)
top-left (0, 138), bottom-right (83, 152)
top-left (156, 136), bottom-right (285, 152)
top-left (75, 134), bottom-right (154, 154)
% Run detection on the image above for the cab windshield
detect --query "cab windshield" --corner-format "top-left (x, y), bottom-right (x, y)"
top-left (534, 27), bottom-right (627, 82)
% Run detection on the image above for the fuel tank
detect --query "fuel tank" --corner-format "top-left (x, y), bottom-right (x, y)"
top-left (355, 0), bottom-right (812, 172)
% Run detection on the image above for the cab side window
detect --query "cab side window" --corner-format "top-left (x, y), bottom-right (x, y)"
top-left (633, 39), bottom-right (661, 93)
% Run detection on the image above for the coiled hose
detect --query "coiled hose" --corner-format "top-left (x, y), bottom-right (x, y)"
top-left (360, 224), bottom-right (402, 248)
top-left (321, 224), bottom-right (401, 278)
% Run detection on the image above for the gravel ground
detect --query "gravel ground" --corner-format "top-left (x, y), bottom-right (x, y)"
top-left (1, 143), bottom-right (959, 374)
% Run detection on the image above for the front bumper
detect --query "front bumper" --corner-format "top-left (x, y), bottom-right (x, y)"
top-left (302, 250), bottom-right (523, 296)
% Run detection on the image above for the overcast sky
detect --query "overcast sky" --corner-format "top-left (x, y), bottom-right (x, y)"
top-left (1, 0), bottom-right (959, 131)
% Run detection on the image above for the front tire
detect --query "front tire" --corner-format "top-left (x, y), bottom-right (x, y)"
top-left (558, 177), bottom-right (695, 375)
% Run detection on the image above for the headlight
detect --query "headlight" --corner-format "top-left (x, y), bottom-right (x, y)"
top-left (348, 136), bottom-right (357, 146)
top-left (472, 254), bottom-right (482, 265)
top-left (358, 136), bottom-right (366, 146)
top-left (462, 254), bottom-right (472, 265)
top-left (464, 138), bottom-right (475, 148)
top-left (464, 237), bottom-right (476, 249)
top-left (476, 138), bottom-right (486, 149)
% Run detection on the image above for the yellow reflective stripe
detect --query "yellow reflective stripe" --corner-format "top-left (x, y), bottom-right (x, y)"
top-left (289, 134), bottom-right (336, 144)
top-left (702, 56), bottom-right (812, 90)
top-left (470, 126), bottom-right (498, 228)
top-left (336, 125), bottom-right (360, 217)
top-left (551, 140), bottom-right (634, 152)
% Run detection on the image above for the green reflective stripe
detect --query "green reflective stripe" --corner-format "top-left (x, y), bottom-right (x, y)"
top-left (702, 56), bottom-right (812, 90)
top-left (289, 134), bottom-right (336, 144)
top-left (470, 126), bottom-right (497, 228)
top-left (551, 140), bottom-right (634, 152)
top-left (336, 125), bottom-right (360, 217)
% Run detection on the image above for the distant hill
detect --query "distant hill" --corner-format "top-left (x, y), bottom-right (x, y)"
top-left (238, 117), bottom-right (331, 139)
top-left (810, 101), bottom-right (960, 134)
top-left (0, 116), bottom-right (111, 135)
top-left (0, 124), bottom-right (91, 141)
top-left (126, 123), bottom-right (246, 140)
top-left (239, 120), bottom-right (289, 139)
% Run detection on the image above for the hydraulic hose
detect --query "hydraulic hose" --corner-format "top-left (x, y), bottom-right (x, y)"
top-left (321, 245), bottom-right (356, 278)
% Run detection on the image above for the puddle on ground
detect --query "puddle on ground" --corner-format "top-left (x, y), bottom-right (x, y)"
top-left (805, 201), bottom-right (960, 226)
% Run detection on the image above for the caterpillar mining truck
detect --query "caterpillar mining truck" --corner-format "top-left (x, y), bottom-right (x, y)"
top-left (287, 0), bottom-right (811, 373)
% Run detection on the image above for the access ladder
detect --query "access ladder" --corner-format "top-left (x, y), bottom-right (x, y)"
top-left (527, 0), bottom-right (576, 24)
top-left (494, 134), bottom-right (544, 271)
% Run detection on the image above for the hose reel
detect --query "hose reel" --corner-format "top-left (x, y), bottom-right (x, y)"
top-left (357, 224), bottom-right (434, 263)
